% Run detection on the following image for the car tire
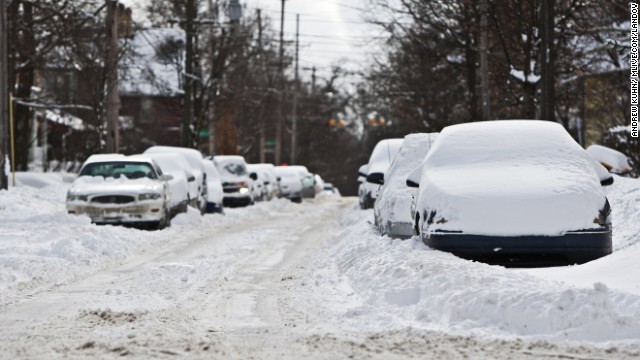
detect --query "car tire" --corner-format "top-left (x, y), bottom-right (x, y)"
top-left (153, 207), bottom-right (170, 230)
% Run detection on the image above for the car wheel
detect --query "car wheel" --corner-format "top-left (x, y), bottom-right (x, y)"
top-left (152, 207), bottom-right (170, 230)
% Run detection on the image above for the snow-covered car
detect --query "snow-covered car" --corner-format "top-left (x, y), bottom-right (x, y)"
top-left (362, 139), bottom-right (404, 209)
top-left (211, 155), bottom-right (253, 207)
top-left (373, 133), bottom-right (438, 238)
top-left (246, 165), bottom-right (272, 202)
top-left (586, 144), bottom-right (633, 175)
top-left (322, 182), bottom-right (339, 196)
top-left (201, 160), bottom-right (224, 213)
top-left (289, 165), bottom-right (316, 198)
top-left (407, 120), bottom-right (613, 265)
top-left (143, 146), bottom-right (208, 214)
top-left (66, 155), bottom-right (172, 229)
top-left (247, 163), bottom-right (280, 200)
top-left (274, 166), bottom-right (303, 203)
top-left (133, 153), bottom-right (193, 217)
top-left (314, 174), bottom-right (325, 195)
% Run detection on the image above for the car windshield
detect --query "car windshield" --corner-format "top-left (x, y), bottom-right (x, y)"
top-left (220, 162), bottom-right (247, 176)
top-left (79, 162), bottom-right (158, 180)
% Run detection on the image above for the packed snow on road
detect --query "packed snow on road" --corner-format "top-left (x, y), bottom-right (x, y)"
top-left (1, 172), bottom-right (640, 359)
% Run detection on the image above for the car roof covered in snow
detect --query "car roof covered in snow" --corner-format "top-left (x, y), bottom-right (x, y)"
top-left (378, 133), bottom-right (438, 201)
top-left (586, 144), bottom-right (632, 174)
top-left (83, 153), bottom-right (126, 165)
top-left (367, 139), bottom-right (404, 175)
top-left (140, 152), bottom-right (194, 177)
top-left (213, 155), bottom-right (247, 165)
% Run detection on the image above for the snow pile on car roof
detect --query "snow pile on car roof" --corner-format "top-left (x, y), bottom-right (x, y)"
top-left (417, 120), bottom-right (607, 236)
top-left (376, 133), bottom-right (438, 224)
top-left (586, 144), bottom-right (632, 174)
top-left (367, 138), bottom-right (404, 176)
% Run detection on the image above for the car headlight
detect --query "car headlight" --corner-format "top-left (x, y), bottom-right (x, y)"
top-left (139, 193), bottom-right (162, 201)
top-left (239, 187), bottom-right (249, 194)
top-left (67, 193), bottom-right (88, 202)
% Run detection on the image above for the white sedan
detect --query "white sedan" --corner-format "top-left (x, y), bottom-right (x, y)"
top-left (66, 155), bottom-right (172, 230)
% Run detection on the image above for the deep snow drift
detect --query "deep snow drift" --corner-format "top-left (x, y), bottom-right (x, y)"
top-left (1, 171), bottom-right (640, 353)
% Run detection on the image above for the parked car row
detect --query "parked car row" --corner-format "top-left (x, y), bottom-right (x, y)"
top-left (65, 146), bottom-right (333, 229)
top-left (360, 120), bottom-right (615, 266)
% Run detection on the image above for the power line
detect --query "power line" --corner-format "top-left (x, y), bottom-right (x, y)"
top-left (313, 0), bottom-right (369, 12)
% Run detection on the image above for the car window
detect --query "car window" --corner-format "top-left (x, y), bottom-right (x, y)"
top-left (79, 162), bottom-right (158, 180)
top-left (221, 162), bottom-right (247, 176)
top-left (152, 161), bottom-right (163, 176)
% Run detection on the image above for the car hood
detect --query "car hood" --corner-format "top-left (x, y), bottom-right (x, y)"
top-left (417, 164), bottom-right (607, 236)
top-left (70, 176), bottom-right (164, 196)
top-left (220, 174), bottom-right (250, 184)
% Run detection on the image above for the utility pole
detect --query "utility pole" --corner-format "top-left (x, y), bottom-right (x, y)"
top-left (311, 66), bottom-right (316, 94)
top-left (257, 9), bottom-right (266, 163)
top-left (304, 66), bottom-right (316, 94)
top-left (540, 0), bottom-right (556, 122)
top-left (479, 0), bottom-right (491, 121)
top-left (182, 0), bottom-right (195, 147)
top-left (290, 14), bottom-right (299, 165)
top-left (105, 0), bottom-right (120, 153)
top-left (0, 0), bottom-right (8, 189)
top-left (275, 0), bottom-right (285, 165)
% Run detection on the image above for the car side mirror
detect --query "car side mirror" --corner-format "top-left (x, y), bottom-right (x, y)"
top-left (161, 174), bottom-right (174, 181)
top-left (601, 177), bottom-right (614, 186)
top-left (264, 181), bottom-right (270, 185)
top-left (277, 177), bottom-right (281, 182)
top-left (367, 172), bottom-right (384, 185)
top-left (187, 175), bottom-right (195, 182)
top-left (406, 179), bottom-right (419, 188)
top-left (358, 164), bottom-right (368, 178)
top-left (250, 172), bottom-right (258, 181)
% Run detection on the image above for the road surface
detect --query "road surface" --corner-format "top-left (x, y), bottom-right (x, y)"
top-left (0, 197), bottom-right (636, 359)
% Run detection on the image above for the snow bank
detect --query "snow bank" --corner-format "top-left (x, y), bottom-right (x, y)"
top-left (0, 173), bottom-right (303, 306)
top-left (295, 205), bottom-right (640, 344)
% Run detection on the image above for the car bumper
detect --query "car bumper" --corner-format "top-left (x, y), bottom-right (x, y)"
top-left (206, 201), bottom-right (224, 213)
top-left (423, 228), bottom-right (612, 266)
top-left (67, 202), bottom-right (165, 224)
top-left (222, 196), bottom-right (252, 207)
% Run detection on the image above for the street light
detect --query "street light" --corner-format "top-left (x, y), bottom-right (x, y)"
top-left (228, 0), bottom-right (242, 23)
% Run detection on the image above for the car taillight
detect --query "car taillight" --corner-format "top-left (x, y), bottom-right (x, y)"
top-left (238, 181), bottom-right (248, 187)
